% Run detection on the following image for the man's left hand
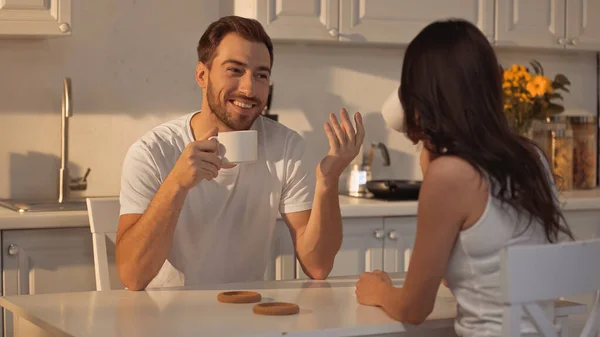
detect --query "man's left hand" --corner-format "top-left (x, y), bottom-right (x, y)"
top-left (318, 108), bottom-right (365, 182)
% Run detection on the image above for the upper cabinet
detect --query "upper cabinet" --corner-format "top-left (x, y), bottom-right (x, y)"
top-left (565, 0), bottom-right (600, 50)
top-left (234, 0), bottom-right (494, 45)
top-left (233, 0), bottom-right (600, 51)
top-left (233, 0), bottom-right (339, 42)
top-left (338, 0), bottom-right (494, 44)
top-left (0, 0), bottom-right (72, 37)
top-left (496, 0), bottom-right (600, 50)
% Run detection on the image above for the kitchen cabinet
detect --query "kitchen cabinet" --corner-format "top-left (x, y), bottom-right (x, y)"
top-left (338, 0), bottom-right (494, 44)
top-left (296, 217), bottom-right (408, 279)
top-left (2, 227), bottom-right (96, 337)
top-left (234, 0), bottom-right (494, 45)
top-left (382, 217), bottom-right (417, 273)
top-left (264, 220), bottom-right (296, 281)
top-left (496, 0), bottom-right (600, 51)
top-left (0, 0), bottom-right (71, 37)
top-left (565, 0), bottom-right (600, 50)
top-left (292, 208), bottom-right (600, 281)
top-left (233, 0), bottom-right (600, 51)
top-left (233, 0), bottom-right (339, 42)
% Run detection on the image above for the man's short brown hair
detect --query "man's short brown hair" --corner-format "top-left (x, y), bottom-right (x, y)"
top-left (197, 16), bottom-right (274, 68)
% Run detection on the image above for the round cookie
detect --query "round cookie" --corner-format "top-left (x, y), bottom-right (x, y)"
top-left (252, 302), bottom-right (300, 316)
top-left (217, 291), bottom-right (262, 304)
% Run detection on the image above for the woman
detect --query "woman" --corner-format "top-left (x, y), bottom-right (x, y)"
top-left (354, 19), bottom-right (574, 336)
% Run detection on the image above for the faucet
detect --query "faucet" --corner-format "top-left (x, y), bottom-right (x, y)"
top-left (58, 77), bottom-right (90, 203)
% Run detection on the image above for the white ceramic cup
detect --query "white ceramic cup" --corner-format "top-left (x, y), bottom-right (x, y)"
top-left (381, 88), bottom-right (405, 133)
top-left (209, 130), bottom-right (258, 164)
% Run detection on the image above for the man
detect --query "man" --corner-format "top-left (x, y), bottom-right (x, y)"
top-left (116, 16), bottom-right (365, 290)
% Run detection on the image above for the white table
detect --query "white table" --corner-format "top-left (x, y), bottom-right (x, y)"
top-left (0, 274), bottom-right (586, 337)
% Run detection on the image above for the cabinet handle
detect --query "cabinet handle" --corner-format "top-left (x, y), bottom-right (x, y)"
top-left (569, 38), bottom-right (578, 46)
top-left (328, 28), bottom-right (339, 38)
top-left (387, 231), bottom-right (398, 241)
top-left (557, 37), bottom-right (566, 45)
top-left (7, 244), bottom-right (18, 256)
top-left (374, 229), bottom-right (384, 240)
top-left (59, 23), bottom-right (71, 33)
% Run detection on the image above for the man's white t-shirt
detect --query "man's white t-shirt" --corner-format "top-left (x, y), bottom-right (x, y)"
top-left (119, 112), bottom-right (315, 287)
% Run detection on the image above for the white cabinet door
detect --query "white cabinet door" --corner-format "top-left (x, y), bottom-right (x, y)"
top-left (383, 217), bottom-right (417, 273)
top-left (339, 0), bottom-right (494, 44)
top-left (234, 0), bottom-right (339, 41)
top-left (2, 227), bottom-right (96, 337)
top-left (496, 0), bottom-right (566, 49)
top-left (264, 220), bottom-right (296, 281)
top-left (296, 218), bottom-right (384, 279)
top-left (0, 0), bottom-right (71, 36)
top-left (565, 0), bottom-right (600, 50)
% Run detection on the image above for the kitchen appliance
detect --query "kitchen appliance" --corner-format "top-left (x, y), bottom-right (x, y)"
top-left (345, 142), bottom-right (389, 196)
top-left (365, 179), bottom-right (421, 200)
top-left (345, 142), bottom-right (421, 200)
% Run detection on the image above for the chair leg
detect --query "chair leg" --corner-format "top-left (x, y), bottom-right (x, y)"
top-left (555, 316), bottom-right (569, 337)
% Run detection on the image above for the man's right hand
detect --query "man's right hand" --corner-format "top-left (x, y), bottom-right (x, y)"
top-left (168, 127), bottom-right (222, 190)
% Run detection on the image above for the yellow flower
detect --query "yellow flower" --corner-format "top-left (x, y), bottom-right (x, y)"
top-left (503, 70), bottom-right (514, 81)
top-left (526, 75), bottom-right (552, 97)
top-left (502, 82), bottom-right (511, 89)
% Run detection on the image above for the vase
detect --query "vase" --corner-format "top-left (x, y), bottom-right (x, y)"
top-left (509, 119), bottom-right (533, 138)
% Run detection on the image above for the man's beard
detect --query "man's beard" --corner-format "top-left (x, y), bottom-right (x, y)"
top-left (206, 80), bottom-right (262, 131)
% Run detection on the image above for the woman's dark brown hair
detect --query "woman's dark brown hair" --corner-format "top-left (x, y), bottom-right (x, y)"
top-left (197, 15), bottom-right (274, 68)
top-left (399, 19), bottom-right (573, 242)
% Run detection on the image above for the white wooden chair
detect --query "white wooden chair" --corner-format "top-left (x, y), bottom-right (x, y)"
top-left (501, 238), bottom-right (600, 337)
top-left (86, 197), bottom-right (124, 291)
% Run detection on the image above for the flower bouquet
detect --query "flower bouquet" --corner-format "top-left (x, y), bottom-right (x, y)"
top-left (501, 60), bottom-right (571, 136)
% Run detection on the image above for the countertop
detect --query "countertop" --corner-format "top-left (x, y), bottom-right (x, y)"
top-left (0, 188), bottom-right (598, 230)
top-left (0, 274), bottom-right (585, 337)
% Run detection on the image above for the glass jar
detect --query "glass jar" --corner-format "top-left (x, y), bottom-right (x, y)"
top-left (551, 129), bottom-right (573, 191)
top-left (531, 119), bottom-right (567, 161)
top-left (569, 116), bottom-right (598, 189)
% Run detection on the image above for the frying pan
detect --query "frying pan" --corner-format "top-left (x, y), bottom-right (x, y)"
top-left (365, 180), bottom-right (421, 200)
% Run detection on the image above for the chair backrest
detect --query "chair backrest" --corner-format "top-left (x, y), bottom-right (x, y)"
top-left (86, 197), bottom-right (123, 291)
top-left (501, 238), bottom-right (600, 337)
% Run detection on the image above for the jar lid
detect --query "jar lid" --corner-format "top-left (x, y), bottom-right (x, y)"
top-left (552, 129), bottom-right (573, 138)
top-left (549, 109), bottom-right (597, 124)
top-left (568, 115), bottom-right (597, 124)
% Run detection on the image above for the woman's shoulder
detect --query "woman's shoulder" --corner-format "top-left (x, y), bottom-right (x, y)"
top-left (425, 155), bottom-right (483, 185)
top-left (424, 156), bottom-right (488, 204)
top-left (423, 155), bottom-right (489, 229)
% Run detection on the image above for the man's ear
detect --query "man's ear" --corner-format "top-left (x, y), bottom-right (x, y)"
top-left (195, 61), bottom-right (209, 89)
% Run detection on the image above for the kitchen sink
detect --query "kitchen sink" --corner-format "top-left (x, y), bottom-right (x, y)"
top-left (0, 199), bottom-right (88, 213)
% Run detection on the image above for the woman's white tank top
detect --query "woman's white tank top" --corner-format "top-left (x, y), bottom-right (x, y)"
top-left (444, 170), bottom-right (558, 337)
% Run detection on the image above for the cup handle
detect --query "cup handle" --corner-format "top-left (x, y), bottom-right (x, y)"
top-left (208, 136), bottom-right (226, 161)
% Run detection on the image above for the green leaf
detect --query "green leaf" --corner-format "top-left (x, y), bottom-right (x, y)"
top-left (552, 82), bottom-right (570, 93)
top-left (554, 74), bottom-right (571, 86)
top-left (530, 60), bottom-right (543, 75)
top-left (546, 103), bottom-right (565, 115)
top-left (546, 93), bottom-right (563, 100)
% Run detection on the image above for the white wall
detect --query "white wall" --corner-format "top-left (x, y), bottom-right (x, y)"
top-left (0, 1), bottom-right (597, 200)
